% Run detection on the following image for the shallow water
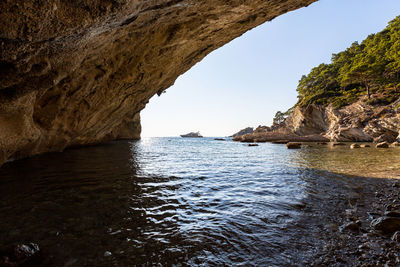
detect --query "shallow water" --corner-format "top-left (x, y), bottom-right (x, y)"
top-left (0, 138), bottom-right (397, 266)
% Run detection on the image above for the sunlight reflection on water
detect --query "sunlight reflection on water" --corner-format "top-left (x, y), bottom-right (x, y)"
top-left (0, 138), bottom-right (395, 266)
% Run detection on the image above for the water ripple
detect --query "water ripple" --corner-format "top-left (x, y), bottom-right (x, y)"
top-left (0, 138), bottom-right (395, 266)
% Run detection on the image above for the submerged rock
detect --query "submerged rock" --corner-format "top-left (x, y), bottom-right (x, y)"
top-left (0, 243), bottom-right (43, 266)
top-left (340, 221), bottom-right (360, 232)
top-left (286, 142), bottom-right (301, 149)
top-left (371, 217), bottom-right (400, 234)
top-left (247, 143), bottom-right (259, 147)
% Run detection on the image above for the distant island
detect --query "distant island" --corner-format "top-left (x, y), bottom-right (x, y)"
top-left (180, 131), bottom-right (203, 138)
top-left (233, 16), bottom-right (400, 145)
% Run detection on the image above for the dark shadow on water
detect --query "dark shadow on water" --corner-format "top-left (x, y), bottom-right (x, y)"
top-left (0, 141), bottom-right (396, 266)
top-left (0, 141), bottom-right (192, 266)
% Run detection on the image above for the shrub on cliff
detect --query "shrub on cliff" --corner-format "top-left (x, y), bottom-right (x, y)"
top-left (296, 16), bottom-right (400, 108)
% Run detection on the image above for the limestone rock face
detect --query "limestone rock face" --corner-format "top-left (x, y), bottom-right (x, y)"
top-left (285, 101), bottom-right (400, 142)
top-left (0, 0), bottom-right (316, 165)
top-left (285, 104), bottom-right (329, 136)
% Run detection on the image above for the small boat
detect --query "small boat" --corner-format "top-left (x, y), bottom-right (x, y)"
top-left (180, 131), bottom-right (203, 138)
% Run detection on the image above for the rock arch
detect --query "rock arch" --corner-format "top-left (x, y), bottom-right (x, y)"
top-left (0, 0), bottom-right (316, 165)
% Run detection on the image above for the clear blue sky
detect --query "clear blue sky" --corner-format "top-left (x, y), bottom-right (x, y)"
top-left (141, 0), bottom-right (400, 137)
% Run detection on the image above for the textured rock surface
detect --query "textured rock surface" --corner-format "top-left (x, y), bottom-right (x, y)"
top-left (0, 0), bottom-right (317, 165)
top-left (233, 99), bottom-right (400, 143)
top-left (277, 100), bottom-right (399, 142)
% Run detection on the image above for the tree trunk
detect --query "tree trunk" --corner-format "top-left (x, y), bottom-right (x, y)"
top-left (365, 81), bottom-right (370, 99)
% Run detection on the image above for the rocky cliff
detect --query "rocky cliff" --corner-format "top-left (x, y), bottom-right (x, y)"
top-left (0, 0), bottom-right (317, 165)
top-left (286, 100), bottom-right (400, 143)
top-left (233, 98), bottom-right (400, 143)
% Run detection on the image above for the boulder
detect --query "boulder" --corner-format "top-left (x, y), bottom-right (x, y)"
top-left (360, 144), bottom-right (371, 148)
top-left (392, 141), bottom-right (400, 147)
top-left (350, 143), bottom-right (361, 149)
top-left (287, 142), bottom-right (301, 149)
top-left (376, 142), bottom-right (389, 148)
top-left (371, 217), bottom-right (400, 234)
top-left (248, 144), bottom-right (259, 147)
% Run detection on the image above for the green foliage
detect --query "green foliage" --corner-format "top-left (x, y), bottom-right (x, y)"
top-left (296, 16), bottom-right (400, 107)
top-left (273, 111), bottom-right (285, 125)
top-left (273, 108), bottom-right (293, 125)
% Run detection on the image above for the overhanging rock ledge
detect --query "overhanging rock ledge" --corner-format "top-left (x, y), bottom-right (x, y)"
top-left (0, 0), bottom-right (316, 165)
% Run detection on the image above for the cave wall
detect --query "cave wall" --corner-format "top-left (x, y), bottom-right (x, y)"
top-left (0, 0), bottom-right (316, 165)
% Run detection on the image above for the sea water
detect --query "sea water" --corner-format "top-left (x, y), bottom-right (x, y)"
top-left (0, 137), bottom-right (398, 266)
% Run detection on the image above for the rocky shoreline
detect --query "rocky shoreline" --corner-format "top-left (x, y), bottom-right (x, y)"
top-left (232, 98), bottom-right (400, 144)
top-left (309, 178), bottom-right (400, 266)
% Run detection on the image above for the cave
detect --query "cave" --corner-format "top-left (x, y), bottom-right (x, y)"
top-left (0, 0), bottom-right (317, 166)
